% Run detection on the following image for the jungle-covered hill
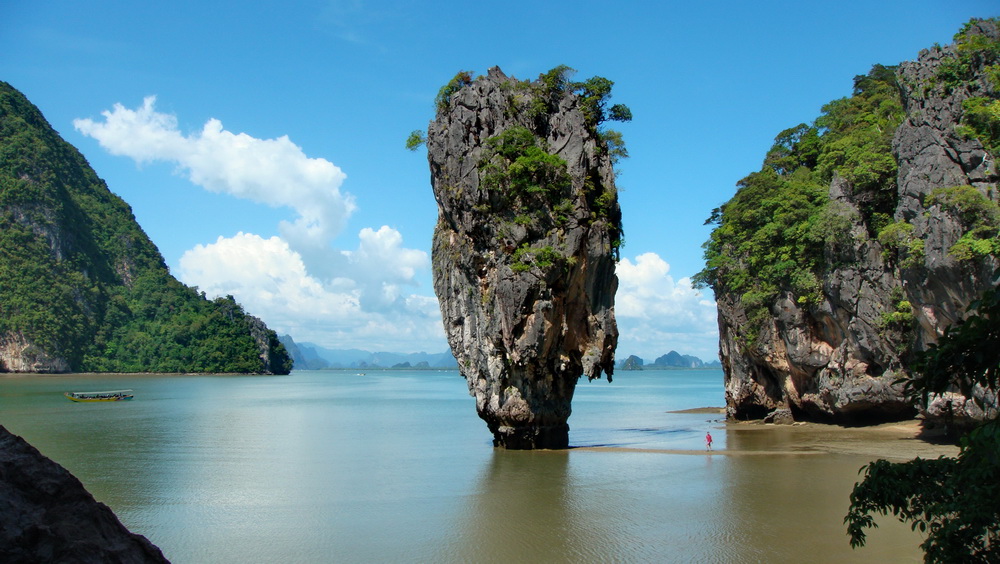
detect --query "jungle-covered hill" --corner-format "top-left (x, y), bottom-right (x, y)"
top-left (695, 18), bottom-right (999, 423)
top-left (0, 81), bottom-right (291, 374)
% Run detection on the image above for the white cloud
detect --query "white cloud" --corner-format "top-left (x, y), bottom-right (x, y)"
top-left (615, 252), bottom-right (719, 362)
top-left (76, 97), bottom-right (442, 353)
top-left (178, 232), bottom-right (444, 352)
top-left (73, 98), bottom-right (720, 361)
top-left (73, 96), bottom-right (355, 250)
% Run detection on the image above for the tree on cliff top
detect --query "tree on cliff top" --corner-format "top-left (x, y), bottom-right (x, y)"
top-left (407, 66), bottom-right (632, 157)
top-left (846, 279), bottom-right (1000, 562)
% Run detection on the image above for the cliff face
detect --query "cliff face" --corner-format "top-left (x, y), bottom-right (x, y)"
top-left (0, 82), bottom-right (291, 374)
top-left (0, 425), bottom-right (168, 562)
top-left (427, 67), bottom-right (620, 449)
top-left (714, 20), bottom-right (999, 423)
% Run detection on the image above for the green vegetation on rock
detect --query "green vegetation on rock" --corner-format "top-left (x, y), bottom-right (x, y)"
top-left (936, 18), bottom-right (1000, 92)
top-left (926, 185), bottom-right (1000, 261)
top-left (0, 81), bottom-right (291, 374)
top-left (435, 70), bottom-right (474, 113)
top-left (941, 18), bottom-right (1000, 163)
top-left (694, 63), bottom-right (905, 344)
top-left (480, 126), bottom-right (571, 201)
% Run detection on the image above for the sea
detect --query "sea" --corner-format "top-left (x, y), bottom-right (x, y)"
top-left (0, 369), bottom-right (930, 563)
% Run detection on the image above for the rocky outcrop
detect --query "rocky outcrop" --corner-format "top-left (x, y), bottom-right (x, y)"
top-left (427, 67), bottom-right (620, 449)
top-left (0, 425), bottom-right (168, 562)
top-left (718, 20), bottom-right (999, 424)
top-left (0, 332), bottom-right (70, 373)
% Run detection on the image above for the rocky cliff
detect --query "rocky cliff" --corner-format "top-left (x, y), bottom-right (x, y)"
top-left (704, 19), bottom-right (999, 424)
top-left (426, 67), bottom-right (623, 448)
top-left (0, 425), bottom-right (168, 562)
top-left (0, 81), bottom-right (291, 374)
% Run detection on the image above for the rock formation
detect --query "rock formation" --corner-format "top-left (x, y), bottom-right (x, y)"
top-left (426, 67), bottom-right (621, 449)
top-left (711, 20), bottom-right (999, 424)
top-left (0, 425), bottom-right (168, 562)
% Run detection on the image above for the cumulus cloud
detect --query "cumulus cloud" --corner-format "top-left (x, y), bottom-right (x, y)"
top-left (179, 232), bottom-right (443, 352)
top-left (76, 97), bottom-right (441, 353)
top-left (615, 252), bottom-right (719, 362)
top-left (74, 96), bottom-right (355, 250)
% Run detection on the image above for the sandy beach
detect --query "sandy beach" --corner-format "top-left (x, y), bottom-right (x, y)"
top-left (578, 412), bottom-right (960, 461)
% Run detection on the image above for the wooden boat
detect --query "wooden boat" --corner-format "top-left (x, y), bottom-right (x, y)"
top-left (64, 390), bottom-right (134, 402)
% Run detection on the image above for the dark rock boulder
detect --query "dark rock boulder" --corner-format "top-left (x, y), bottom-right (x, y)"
top-left (0, 425), bottom-right (168, 563)
top-left (427, 67), bottom-right (621, 449)
top-left (763, 408), bottom-right (794, 425)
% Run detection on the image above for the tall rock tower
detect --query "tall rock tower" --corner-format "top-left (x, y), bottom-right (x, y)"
top-left (426, 66), bottom-right (623, 449)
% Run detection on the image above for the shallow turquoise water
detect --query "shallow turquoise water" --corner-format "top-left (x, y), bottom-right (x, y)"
top-left (0, 369), bottom-right (924, 563)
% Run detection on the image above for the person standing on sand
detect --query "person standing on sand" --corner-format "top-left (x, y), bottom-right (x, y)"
top-left (705, 432), bottom-right (713, 451)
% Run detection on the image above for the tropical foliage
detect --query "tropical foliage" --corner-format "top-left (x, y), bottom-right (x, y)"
top-left (416, 66), bottom-right (629, 260)
top-left (946, 18), bottom-right (1000, 163)
top-left (846, 281), bottom-right (1000, 562)
top-left (0, 81), bottom-right (290, 373)
top-left (694, 64), bottom-right (905, 342)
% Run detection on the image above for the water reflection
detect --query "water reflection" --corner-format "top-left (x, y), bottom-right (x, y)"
top-left (443, 451), bottom-right (583, 562)
top-left (717, 424), bottom-right (928, 563)
top-left (0, 371), bottom-right (940, 563)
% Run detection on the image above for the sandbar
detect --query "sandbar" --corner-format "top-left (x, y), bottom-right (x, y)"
top-left (574, 419), bottom-right (960, 461)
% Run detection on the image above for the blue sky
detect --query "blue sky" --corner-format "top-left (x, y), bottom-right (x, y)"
top-left (2, 1), bottom-right (995, 362)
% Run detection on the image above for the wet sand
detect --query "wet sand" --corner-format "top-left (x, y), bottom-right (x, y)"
top-left (577, 418), bottom-right (960, 461)
top-left (668, 406), bottom-right (726, 415)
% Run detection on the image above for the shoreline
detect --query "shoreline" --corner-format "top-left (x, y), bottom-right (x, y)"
top-left (669, 406), bottom-right (726, 414)
top-left (575, 418), bottom-right (960, 461)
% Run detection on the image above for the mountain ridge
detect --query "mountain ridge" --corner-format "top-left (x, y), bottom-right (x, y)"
top-left (279, 335), bottom-right (458, 369)
top-left (0, 81), bottom-right (291, 374)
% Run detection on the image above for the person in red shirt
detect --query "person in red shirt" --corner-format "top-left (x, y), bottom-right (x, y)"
top-left (705, 432), bottom-right (713, 451)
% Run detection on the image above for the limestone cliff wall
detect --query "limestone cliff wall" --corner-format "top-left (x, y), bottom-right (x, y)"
top-left (0, 332), bottom-right (70, 373)
top-left (428, 67), bottom-right (619, 449)
top-left (719, 21), bottom-right (999, 423)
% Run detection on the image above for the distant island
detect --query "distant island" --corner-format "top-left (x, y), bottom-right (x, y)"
top-left (281, 335), bottom-right (716, 372)
top-left (280, 335), bottom-right (716, 372)
top-left (617, 351), bottom-right (721, 370)
top-left (279, 335), bottom-right (458, 369)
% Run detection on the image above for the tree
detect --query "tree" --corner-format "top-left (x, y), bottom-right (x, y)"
top-left (435, 70), bottom-right (474, 112)
top-left (845, 280), bottom-right (1000, 562)
top-left (405, 130), bottom-right (425, 151)
top-left (574, 76), bottom-right (632, 126)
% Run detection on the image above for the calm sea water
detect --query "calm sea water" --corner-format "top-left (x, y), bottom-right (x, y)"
top-left (0, 369), bottom-right (925, 563)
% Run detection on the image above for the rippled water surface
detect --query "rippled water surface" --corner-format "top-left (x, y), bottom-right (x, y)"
top-left (1, 369), bottom-right (929, 563)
